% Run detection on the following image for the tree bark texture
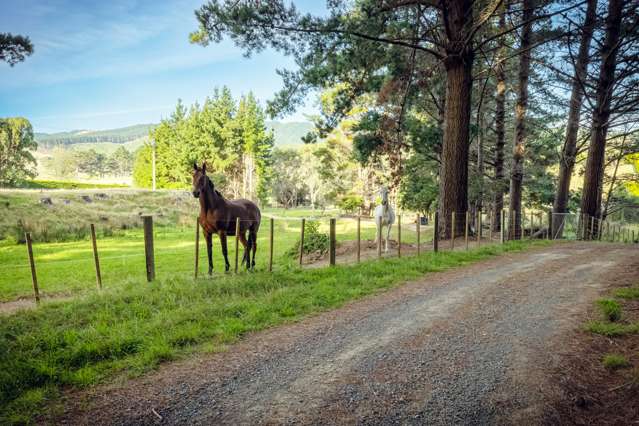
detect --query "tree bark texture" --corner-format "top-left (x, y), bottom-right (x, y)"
top-left (508, 0), bottom-right (534, 240)
top-left (552, 0), bottom-right (597, 238)
top-left (580, 0), bottom-right (623, 239)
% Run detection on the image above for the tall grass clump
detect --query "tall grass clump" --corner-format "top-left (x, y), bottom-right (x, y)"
top-left (597, 299), bottom-right (622, 322)
top-left (602, 353), bottom-right (630, 370)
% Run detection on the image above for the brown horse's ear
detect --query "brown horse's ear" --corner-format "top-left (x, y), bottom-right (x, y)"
top-left (193, 161), bottom-right (198, 171)
top-left (201, 162), bottom-right (207, 174)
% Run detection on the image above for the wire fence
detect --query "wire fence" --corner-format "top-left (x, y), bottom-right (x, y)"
top-left (2, 208), bottom-right (637, 308)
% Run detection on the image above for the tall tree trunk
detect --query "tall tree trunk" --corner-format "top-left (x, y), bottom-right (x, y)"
top-left (492, 1), bottom-right (507, 233)
top-left (438, 0), bottom-right (474, 239)
top-left (552, 0), bottom-right (597, 238)
top-left (580, 0), bottom-right (623, 239)
top-left (508, 0), bottom-right (533, 240)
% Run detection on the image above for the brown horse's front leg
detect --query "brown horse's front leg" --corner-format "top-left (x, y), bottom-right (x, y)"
top-left (219, 232), bottom-right (230, 272)
top-left (205, 231), bottom-right (213, 275)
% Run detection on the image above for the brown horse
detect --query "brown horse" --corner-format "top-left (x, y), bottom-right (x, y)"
top-left (192, 162), bottom-right (261, 273)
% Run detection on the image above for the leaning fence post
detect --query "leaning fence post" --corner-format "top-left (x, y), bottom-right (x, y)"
top-left (329, 218), bottom-right (336, 266)
top-left (356, 216), bottom-right (361, 263)
top-left (234, 217), bottom-right (240, 273)
top-left (433, 211), bottom-right (439, 253)
top-left (397, 214), bottom-right (402, 258)
top-left (377, 216), bottom-right (382, 258)
top-left (416, 214), bottom-right (421, 255)
top-left (451, 211), bottom-right (456, 250)
top-left (269, 217), bottom-right (274, 272)
top-left (90, 224), bottom-right (102, 289)
top-left (299, 218), bottom-right (306, 266)
top-left (194, 218), bottom-right (200, 279)
top-left (465, 211), bottom-right (469, 250)
top-left (25, 232), bottom-right (40, 305)
top-left (142, 216), bottom-right (155, 282)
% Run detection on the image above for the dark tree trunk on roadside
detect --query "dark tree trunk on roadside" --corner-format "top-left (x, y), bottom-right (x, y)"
top-left (438, 0), bottom-right (474, 239)
top-left (508, 0), bottom-right (534, 240)
top-left (580, 0), bottom-right (623, 239)
top-left (492, 2), bottom-right (508, 233)
top-left (552, 0), bottom-right (597, 238)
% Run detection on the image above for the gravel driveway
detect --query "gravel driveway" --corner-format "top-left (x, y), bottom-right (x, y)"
top-left (59, 242), bottom-right (639, 425)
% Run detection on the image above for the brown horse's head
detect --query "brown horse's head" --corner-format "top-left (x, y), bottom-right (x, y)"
top-left (192, 162), bottom-right (210, 198)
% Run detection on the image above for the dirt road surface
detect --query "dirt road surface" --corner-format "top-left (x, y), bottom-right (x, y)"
top-left (58, 242), bottom-right (639, 425)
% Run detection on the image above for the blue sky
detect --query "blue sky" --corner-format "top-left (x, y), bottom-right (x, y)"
top-left (0, 0), bottom-right (322, 133)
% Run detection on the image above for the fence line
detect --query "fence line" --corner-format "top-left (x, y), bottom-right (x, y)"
top-left (6, 210), bottom-right (638, 307)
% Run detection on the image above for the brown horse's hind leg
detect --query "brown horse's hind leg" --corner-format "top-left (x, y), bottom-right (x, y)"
top-left (205, 232), bottom-right (213, 275)
top-left (219, 232), bottom-right (230, 272)
top-left (238, 232), bottom-right (250, 270)
top-left (249, 231), bottom-right (257, 270)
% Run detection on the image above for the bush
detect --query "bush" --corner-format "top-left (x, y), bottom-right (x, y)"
top-left (288, 220), bottom-right (329, 257)
top-left (597, 299), bottom-right (622, 322)
top-left (337, 194), bottom-right (363, 214)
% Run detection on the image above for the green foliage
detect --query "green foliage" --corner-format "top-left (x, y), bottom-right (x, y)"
top-left (133, 88), bottom-right (273, 199)
top-left (602, 354), bottom-right (630, 369)
top-left (597, 299), bottom-right (622, 322)
top-left (35, 124), bottom-right (155, 147)
top-left (0, 33), bottom-right (33, 65)
top-left (14, 180), bottom-right (127, 190)
top-left (399, 154), bottom-right (438, 216)
top-left (614, 287), bottom-right (639, 300)
top-left (0, 117), bottom-right (37, 186)
top-left (288, 220), bottom-right (329, 257)
top-left (132, 145), bottom-right (153, 188)
top-left (337, 194), bottom-right (363, 214)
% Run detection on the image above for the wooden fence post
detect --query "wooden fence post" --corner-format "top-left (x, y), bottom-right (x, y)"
top-left (397, 214), bottom-right (402, 258)
top-left (477, 210), bottom-right (482, 247)
top-left (377, 216), bottom-right (382, 258)
top-left (433, 212), bottom-right (439, 253)
top-left (142, 216), bottom-right (155, 282)
top-left (488, 210), bottom-right (492, 241)
top-left (590, 217), bottom-right (595, 241)
top-left (269, 217), bottom-right (274, 272)
top-left (90, 224), bottom-right (102, 289)
top-left (501, 210), bottom-right (506, 244)
top-left (299, 218), bottom-right (306, 266)
top-left (547, 211), bottom-right (552, 240)
top-left (329, 218), bottom-right (336, 266)
top-left (451, 211), bottom-right (456, 250)
top-left (25, 232), bottom-right (40, 305)
top-left (416, 214), bottom-right (421, 255)
top-left (465, 211), bottom-right (469, 250)
top-left (194, 218), bottom-right (200, 279)
top-left (356, 216), bottom-right (361, 263)
top-left (234, 217), bottom-right (240, 273)
top-left (529, 211), bottom-right (534, 240)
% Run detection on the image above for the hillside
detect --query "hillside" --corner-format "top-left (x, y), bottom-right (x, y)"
top-left (35, 121), bottom-right (313, 149)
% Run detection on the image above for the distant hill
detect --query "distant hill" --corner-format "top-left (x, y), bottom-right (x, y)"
top-left (35, 121), bottom-right (313, 149)
top-left (265, 121), bottom-right (313, 147)
top-left (35, 124), bottom-right (157, 147)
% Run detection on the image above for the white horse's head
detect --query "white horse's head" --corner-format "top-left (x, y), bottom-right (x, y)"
top-left (379, 186), bottom-right (389, 205)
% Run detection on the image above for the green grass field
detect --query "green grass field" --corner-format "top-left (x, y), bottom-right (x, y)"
top-left (0, 239), bottom-right (547, 424)
top-left (0, 213), bottom-right (428, 302)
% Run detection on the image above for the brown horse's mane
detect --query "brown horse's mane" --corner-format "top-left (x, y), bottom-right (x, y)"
top-left (206, 178), bottom-right (223, 199)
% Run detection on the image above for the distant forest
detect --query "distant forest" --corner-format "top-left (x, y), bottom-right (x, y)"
top-left (34, 121), bottom-right (313, 148)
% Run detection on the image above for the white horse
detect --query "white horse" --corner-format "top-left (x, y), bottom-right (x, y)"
top-left (374, 187), bottom-right (395, 252)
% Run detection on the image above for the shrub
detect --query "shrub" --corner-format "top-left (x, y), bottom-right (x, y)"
top-left (602, 354), bottom-right (630, 369)
top-left (288, 220), bottom-right (329, 257)
top-left (337, 194), bottom-right (363, 214)
top-left (597, 299), bottom-right (622, 322)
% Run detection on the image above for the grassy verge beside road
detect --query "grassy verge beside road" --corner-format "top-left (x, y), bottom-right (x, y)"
top-left (0, 240), bottom-right (547, 424)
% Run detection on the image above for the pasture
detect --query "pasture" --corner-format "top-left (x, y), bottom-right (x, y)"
top-left (0, 189), bottom-right (431, 303)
